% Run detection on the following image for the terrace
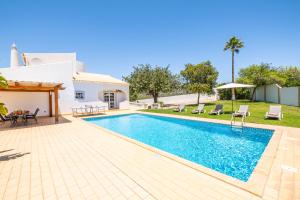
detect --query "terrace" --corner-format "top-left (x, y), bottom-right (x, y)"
top-left (0, 112), bottom-right (299, 200)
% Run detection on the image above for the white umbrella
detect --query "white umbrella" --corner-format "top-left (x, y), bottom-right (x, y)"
top-left (216, 83), bottom-right (255, 89)
top-left (216, 83), bottom-right (255, 113)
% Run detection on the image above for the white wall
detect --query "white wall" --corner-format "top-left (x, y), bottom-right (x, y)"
top-left (0, 92), bottom-right (49, 116)
top-left (75, 61), bottom-right (85, 72)
top-left (254, 84), bottom-right (299, 107)
top-left (255, 84), bottom-right (279, 103)
top-left (137, 93), bottom-right (217, 105)
top-left (73, 81), bottom-right (129, 109)
top-left (281, 87), bottom-right (299, 106)
top-left (255, 86), bottom-right (265, 101)
top-left (266, 84), bottom-right (279, 103)
top-left (119, 101), bottom-right (129, 109)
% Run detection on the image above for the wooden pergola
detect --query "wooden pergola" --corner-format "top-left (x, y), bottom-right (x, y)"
top-left (0, 80), bottom-right (65, 122)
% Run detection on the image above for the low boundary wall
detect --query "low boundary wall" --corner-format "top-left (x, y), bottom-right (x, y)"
top-left (255, 84), bottom-right (300, 106)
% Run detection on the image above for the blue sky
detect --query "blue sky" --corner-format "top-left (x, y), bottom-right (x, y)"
top-left (0, 0), bottom-right (299, 82)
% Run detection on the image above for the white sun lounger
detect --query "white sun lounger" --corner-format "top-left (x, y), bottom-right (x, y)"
top-left (173, 104), bottom-right (185, 112)
top-left (192, 104), bottom-right (206, 114)
top-left (265, 105), bottom-right (283, 120)
top-left (233, 105), bottom-right (249, 117)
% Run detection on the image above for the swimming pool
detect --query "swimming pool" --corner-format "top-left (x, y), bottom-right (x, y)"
top-left (85, 113), bottom-right (274, 181)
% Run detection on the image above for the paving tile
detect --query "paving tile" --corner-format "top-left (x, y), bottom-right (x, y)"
top-left (0, 114), bottom-right (298, 200)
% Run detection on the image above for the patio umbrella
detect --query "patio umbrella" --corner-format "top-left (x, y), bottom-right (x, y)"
top-left (216, 83), bottom-right (255, 113)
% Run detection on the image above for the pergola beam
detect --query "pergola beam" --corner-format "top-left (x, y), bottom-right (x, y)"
top-left (1, 85), bottom-right (64, 91)
top-left (0, 88), bottom-right (56, 92)
top-left (5, 80), bottom-right (63, 90)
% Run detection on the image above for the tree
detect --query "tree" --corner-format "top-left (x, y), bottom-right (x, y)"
top-left (123, 64), bottom-right (180, 103)
top-left (278, 66), bottom-right (300, 87)
top-left (0, 75), bottom-right (8, 115)
top-left (224, 36), bottom-right (244, 100)
top-left (237, 63), bottom-right (285, 100)
top-left (180, 61), bottom-right (218, 104)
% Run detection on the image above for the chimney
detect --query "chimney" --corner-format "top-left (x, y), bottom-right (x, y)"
top-left (10, 43), bottom-right (19, 68)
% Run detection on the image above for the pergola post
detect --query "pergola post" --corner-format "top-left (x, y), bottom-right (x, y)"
top-left (49, 91), bottom-right (53, 117)
top-left (54, 86), bottom-right (59, 123)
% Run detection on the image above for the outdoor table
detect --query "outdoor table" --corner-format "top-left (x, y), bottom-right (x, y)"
top-left (9, 110), bottom-right (30, 125)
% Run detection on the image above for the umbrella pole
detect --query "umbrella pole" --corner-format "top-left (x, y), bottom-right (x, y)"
top-left (231, 99), bottom-right (233, 113)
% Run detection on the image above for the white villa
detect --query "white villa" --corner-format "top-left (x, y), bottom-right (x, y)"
top-left (0, 44), bottom-right (129, 120)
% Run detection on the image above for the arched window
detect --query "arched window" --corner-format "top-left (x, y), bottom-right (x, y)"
top-left (30, 58), bottom-right (43, 65)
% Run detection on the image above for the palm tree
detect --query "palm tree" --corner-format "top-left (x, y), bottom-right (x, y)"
top-left (224, 36), bottom-right (244, 100)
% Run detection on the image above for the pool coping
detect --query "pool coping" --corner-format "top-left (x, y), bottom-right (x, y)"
top-left (80, 111), bottom-right (283, 197)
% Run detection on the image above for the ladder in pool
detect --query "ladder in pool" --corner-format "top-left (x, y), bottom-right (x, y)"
top-left (231, 114), bottom-right (245, 128)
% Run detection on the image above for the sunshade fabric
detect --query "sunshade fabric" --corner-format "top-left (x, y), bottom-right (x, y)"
top-left (216, 83), bottom-right (255, 89)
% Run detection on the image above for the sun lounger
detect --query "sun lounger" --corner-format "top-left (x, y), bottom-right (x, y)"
top-left (265, 105), bottom-right (283, 120)
top-left (209, 104), bottom-right (223, 115)
top-left (173, 104), bottom-right (185, 112)
top-left (231, 105), bottom-right (249, 126)
top-left (152, 103), bottom-right (160, 109)
top-left (192, 104), bottom-right (206, 114)
top-left (232, 105), bottom-right (249, 117)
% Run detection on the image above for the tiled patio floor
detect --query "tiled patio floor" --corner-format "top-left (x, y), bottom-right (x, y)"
top-left (0, 113), bottom-right (299, 200)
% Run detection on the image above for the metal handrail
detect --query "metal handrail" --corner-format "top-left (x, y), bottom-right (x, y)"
top-left (231, 113), bottom-right (246, 128)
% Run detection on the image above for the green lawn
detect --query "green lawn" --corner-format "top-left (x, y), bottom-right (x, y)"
top-left (142, 100), bottom-right (300, 128)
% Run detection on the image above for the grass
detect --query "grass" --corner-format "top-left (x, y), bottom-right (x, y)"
top-left (141, 100), bottom-right (300, 128)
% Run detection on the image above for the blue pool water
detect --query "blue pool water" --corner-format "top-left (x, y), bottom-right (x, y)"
top-left (85, 114), bottom-right (273, 181)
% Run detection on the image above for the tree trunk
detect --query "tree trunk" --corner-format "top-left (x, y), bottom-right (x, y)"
top-left (251, 87), bottom-right (257, 101)
top-left (231, 50), bottom-right (236, 100)
top-left (197, 92), bottom-right (200, 104)
top-left (153, 94), bottom-right (158, 103)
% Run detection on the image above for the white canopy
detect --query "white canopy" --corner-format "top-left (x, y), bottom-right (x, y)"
top-left (216, 83), bottom-right (255, 90)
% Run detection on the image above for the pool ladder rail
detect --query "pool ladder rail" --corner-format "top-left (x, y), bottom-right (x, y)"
top-left (230, 114), bottom-right (246, 128)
